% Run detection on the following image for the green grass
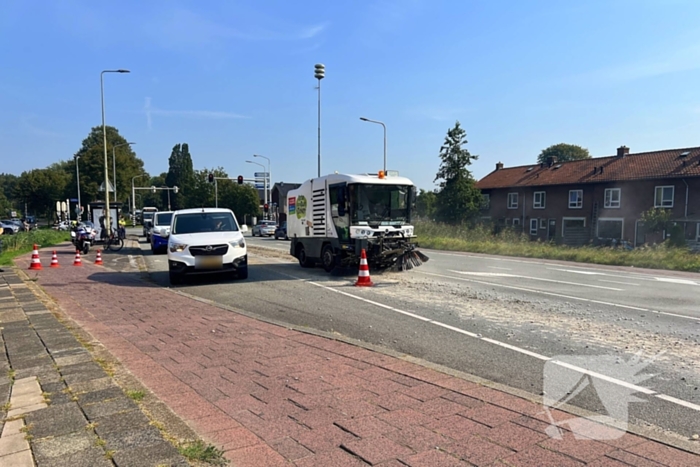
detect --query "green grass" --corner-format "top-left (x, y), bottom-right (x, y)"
top-left (178, 440), bottom-right (228, 465)
top-left (0, 229), bottom-right (71, 266)
top-left (126, 390), bottom-right (145, 402)
top-left (414, 220), bottom-right (700, 272)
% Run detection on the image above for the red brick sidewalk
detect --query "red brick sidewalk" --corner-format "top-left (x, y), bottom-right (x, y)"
top-left (22, 245), bottom-right (700, 466)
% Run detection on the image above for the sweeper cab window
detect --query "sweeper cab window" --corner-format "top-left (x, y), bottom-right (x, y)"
top-left (349, 184), bottom-right (411, 225)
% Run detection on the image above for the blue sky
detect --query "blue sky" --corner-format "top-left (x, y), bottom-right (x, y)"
top-left (2, 0), bottom-right (700, 191)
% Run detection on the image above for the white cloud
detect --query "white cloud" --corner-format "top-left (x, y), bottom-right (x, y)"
top-left (143, 98), bottom-right (249, 130)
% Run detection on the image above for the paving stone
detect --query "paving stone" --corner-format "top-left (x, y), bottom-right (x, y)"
top-left (7, 402), bottom-right (47, 418)
top-left (70, 377), bottom-right (116, 394)
top-left (83, 397), bottom-right (136, 420)
top-left (93, 409), bottom-right (151, 437)
top-left (0, 449), bottom-right (35, 467)
top-left (60, 362), bottom-right (104, 376)
top-left (100, 425), bottom-right (165, 451)
top-left (110, 441), bottom-right (184, 467)
top-left (63, 369), bottom-right (111, 386)
top-left (32, 430), bottom-right (96, 462)
top-left (76, 386), bottom-right (124, 405)
top-left (25, 402), bottom-right (87, 439)
top-left (0, 432), bottom-right (30, 457)
top-left (34, 446), bottom-right (113, 467)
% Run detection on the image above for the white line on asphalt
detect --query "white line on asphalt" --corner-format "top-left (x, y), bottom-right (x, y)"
top-left (488, 266), bottom-right (512, 271)
top-left (549, 268), bottom-right (603, 275)
top-left (654, 277), bottom-right (699, 286)
top-left (449, 270), bottom-right (623, 291)
top-left (306, 280), bottom-right (700, 414)
top-left (419, 271), bottom-right (700, 323)
top-left (598, 280), bottom-right (640, 286)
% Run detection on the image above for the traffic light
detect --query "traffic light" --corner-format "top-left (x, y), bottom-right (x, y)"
top-left (264, 203), bottom-right (269, 213)
top-left (237, 175), bottom-right (243, 185)
top-left (207, 173), bottom-right (214, 183)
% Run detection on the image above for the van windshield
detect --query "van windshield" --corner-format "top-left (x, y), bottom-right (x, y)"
top-left (349, 184), bottom-right (410, 225)
top-left (173, 212), bottom-right (239, 234)
top-left (154, 213), bottom-right (173, 226)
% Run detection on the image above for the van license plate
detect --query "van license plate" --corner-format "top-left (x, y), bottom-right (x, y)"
top-left (195, 256), bottom-right (223, 269)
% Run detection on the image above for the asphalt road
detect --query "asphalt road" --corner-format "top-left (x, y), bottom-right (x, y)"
top-left (129, 228), bottom-right (700, 440)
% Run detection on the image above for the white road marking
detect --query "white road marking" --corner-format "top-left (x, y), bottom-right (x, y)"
top-left (549, 268), bottom-right (602, 275)
top-left (655, 278), bottom-right (699, 286)
top-left (488, 266), bottom-right (512, 271)
top-left (419, 271), bottom-right (700, 322)
top-left (449, 270), bottom-right (623, 291)
top-left (598, 280), bottom-right (640, 286)
top-left (305, 280), bottom-right (700, 414)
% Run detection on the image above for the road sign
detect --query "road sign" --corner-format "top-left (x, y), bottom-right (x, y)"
top-left (254, 184), bottom-right (265, 189)
top-left (254, 172), bottom-right (269, 178)
top-left (99, 180), bottom-right (115, 192)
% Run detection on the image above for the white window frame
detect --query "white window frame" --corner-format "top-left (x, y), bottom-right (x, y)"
top-left (568, 190), bottom-right (583, 209)
top-left (597, 217), bottom-right (624, 239)
top-left (530, 218), bottom-right (538, 235)
top-left (512, 217), bottom-right (520, 226)
top-left (561, 217), bottom-right (586, 237)
top-left (604, 188), bottom-right (621, 209)
top-left (533, 191), bottom-right (546, 209)
top-left (540, 218), bottom-right (547, 229)
top-left (507, 192), bottom-right (518, 209)
top-left (654, 186), bottom-right (674, 208)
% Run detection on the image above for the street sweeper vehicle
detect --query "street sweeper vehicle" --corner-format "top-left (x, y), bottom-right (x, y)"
top-left (287, 171), bottom-right (429, 273)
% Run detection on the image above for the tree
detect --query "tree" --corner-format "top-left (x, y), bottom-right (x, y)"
top-left (188, 167), bottom-right (227, 208)
top-left (433, 121), bottom-right (482, 223)
top-left (640, 207), bottom-right (672, 234)
top-left (218, 182), bottom-right (260, 223)
top-left (165, 143), bottom-right (195, 210)
top-left (72, 126), bottom-right (146, 206)
top-left (537, 143), bottom-right (591, 164)
top-left (415, 189), bottom-right (437, 219)
top-left (14, 167), bottom-right (70, 219)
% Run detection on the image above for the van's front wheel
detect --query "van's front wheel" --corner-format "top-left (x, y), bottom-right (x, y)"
top-left (297, 244), bottom-right (314, 268)
top-left (321, 244), bottom-right (336, 273)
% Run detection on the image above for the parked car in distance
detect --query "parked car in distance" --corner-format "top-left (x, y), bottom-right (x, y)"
top-left (167, 208), bottom-right (247, 285)
top-left (274, 221), bottom-right (288, 240)
top-left (252, 220), bottom-right (277, 237)
top-left (1, 221), bottom-right (19, 235)
top-left (150, 211), bottom-right (173, 254)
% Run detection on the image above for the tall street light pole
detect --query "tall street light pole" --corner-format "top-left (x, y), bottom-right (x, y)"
top-left (112, 142), bottom-right (135, 204)
top-left (360, 117), bottom-right (387, 173)
top-left (75, 156), bottom-right (82, 221)
top-left (314, 64), bottom-right (325, 178)
top-left (101, 69), bottom-right (130, 237)
top-left (254, 154), bottom-right (271, 215)
top-left (246, 160), bottom-right (267, 218)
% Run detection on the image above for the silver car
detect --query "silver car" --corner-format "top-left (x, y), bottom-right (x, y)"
top-left (252, 221), bottom-right (277, 237)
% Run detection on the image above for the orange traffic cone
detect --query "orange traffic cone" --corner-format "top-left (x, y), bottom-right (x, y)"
top-left (50, 251), bottom-right (60, 268)
top-left (95, 249), bottom-right (103, 265)
top-left (73, 250), bottom-right (83, 267)
top-left (354, 248), bottom-right (374, 287)
top-left (28, 244), bottom-right (42, 270)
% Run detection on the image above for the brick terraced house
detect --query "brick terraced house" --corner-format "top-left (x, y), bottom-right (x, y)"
top-left (476, 146), bottom-right (700, 247)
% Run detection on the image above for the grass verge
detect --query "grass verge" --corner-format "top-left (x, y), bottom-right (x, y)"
top-left (0, 229), bottom-right (70, 266)
top-left (415, 221), bottom-right (700, 272)
top-left (178, 440), bottom-right (228, 465)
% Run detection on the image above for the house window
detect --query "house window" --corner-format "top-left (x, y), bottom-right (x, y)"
top-left (507, 193), bottom-right (518, 209)
top-left (481, 194), bottom-right (490, 209)
top-left (505, 218), bottom-right (511, 225)
top-left (562, 217), bottom-right (586, 236)
top-left (598, 218), bottom-right (624, 240)
top-left (604, 188), bottom-right (621, 208)
top-left (530, 218), bottom-right (538, 235)
top-left (513, 218), bottom-right (520, 226)
top-left (568, 190), bottom-right (583, 209)
top-left (533, 191), bottom-right (546, 209)
top-left (654, 186), bottom-right (674, 208)
top-left (540, 219), bottom-right (546, 229)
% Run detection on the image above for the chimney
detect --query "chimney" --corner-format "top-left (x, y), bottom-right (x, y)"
top-left (547, 156), bottom-right (558, 167)
top-left (617, 146), bottom-right (629, 157)
top-left (496, 161), bottom-right (504, 170)
top-left (600, 166), bottom-right (604, 174)
top-left (593, 166), bottom-right (597, 174)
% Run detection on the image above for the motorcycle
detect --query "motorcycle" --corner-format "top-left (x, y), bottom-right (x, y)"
top-left (71, 223), bottom-right (95, 255)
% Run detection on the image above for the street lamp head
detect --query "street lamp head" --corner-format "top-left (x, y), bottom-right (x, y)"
top-left (245, 160), bottom-right (253, 164)
top-left (360, 117), bottom-right (368, 121)
top-left (314, 63), bottom-right (325, 80)
top-left (117, 69), bottom-right (130, 73)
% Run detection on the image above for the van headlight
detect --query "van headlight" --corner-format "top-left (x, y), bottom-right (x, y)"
top-left (230, 239), bottom-right (246, 248)
top-left (169, 243), bottom-right (188, 253)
